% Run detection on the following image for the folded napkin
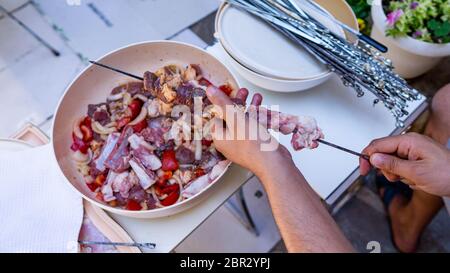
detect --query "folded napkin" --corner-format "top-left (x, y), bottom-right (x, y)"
top-left (0, 144), bottom-right (83, 253)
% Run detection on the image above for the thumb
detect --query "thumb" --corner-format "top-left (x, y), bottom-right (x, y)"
top-left (370, 153), bottom-right (412, 178)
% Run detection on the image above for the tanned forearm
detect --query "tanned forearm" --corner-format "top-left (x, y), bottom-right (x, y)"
top-left (254, 151), bottom-right (354, 253)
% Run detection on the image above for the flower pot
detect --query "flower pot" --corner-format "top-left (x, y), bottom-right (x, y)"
top-left (370, 0), bottom-right (450, 79)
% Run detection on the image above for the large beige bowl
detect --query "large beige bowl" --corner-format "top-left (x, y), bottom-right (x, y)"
top-left (52, 41), bottom-right (237, 218)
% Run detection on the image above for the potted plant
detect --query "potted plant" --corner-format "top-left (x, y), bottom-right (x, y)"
top-left (370, 0), bottom-right (450, 78)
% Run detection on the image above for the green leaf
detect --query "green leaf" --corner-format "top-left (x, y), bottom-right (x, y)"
top-left (427, 19), bottom-right (440, 30)
top-left (435, 21), bottom-right (450, 37)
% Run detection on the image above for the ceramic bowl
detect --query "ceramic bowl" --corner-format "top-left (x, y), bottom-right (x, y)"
top-left (52, 41), bottom-right (236, 218)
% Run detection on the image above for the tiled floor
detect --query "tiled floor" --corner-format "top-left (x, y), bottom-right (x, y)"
top-left (1, 1), bottom-right (449, 253)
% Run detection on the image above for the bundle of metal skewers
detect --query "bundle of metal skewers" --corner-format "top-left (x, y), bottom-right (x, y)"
top-left (225, 0), bottom-right (422, 127)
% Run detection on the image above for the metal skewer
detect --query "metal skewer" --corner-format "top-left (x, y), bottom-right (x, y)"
top-left (78, 240), bottom-right (156, 250)
top-left (303, 0), bottom-right (388, 53)
top-left (89, 60), bottom-right (144, 81)
top-left (225, 0), bottom-right (421, 127)
top-left (317, 139), bottom-right (369, 160)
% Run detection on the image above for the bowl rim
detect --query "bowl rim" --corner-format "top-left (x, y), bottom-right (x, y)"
top-left (51, 40), bottom-right (235, 217)
top-left (222, 42), bottom-right (333, 84)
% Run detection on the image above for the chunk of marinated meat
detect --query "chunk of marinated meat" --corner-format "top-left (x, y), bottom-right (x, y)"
top-left (88, 103), bottom-right (108, 118)
top-left (127, 185), bottom-right (155, 208)
top-left (247, 105), bottom-right (323, 150)
top-left (198, 151), bottom-right (220, 172)
top-left (175, 146), bottom-right (195, 164)
top-left (92, 109), bottom-right (111, 126)
top-left (88, 160), bottom-right (104, 178)
top-left (165, 74), bottom-right (182, 89)
top-left (129, 158), bottom-right (157, 190)
top-left (182, 174), bottom-right (210, 199)
top-left (110, 171), bottom-right (128, 196)
top-left (129, 134), bottom-right (162, 171)
top-left (175, 84), bottom-right (194, 106)
top-left (104, 127), bottom-right (133, 172)
top-left (161, 84), bottom-right (177, 103)
top-left (111, 171), bottom-right (138, 198)
top-left (141, 117), bottom-right (172, 147)
top-left (183, 64), bottom-right (198, 82)
top-left (291, 116), bottom-right (324, 150)
top-left (94, 132), bottom-right (120, 172)
top-left (143, 71), bottom-right (159, 97)
top-left (126, 82), bottom-right (145, 97)
top-left (147, 99), bottom-right (161, 118)
top-left (102, 171), bottom-right (118, 202)
top-left (174, 84), bottom-right (206, 108)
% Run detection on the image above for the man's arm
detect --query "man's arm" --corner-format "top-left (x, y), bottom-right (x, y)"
top-left (255, 149), bottom-right (354, 252)
top-left (206, 86), bottom-right (354, 253)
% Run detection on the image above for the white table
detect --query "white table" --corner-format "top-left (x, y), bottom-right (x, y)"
top-left (107, 43), bottom-right (428, 253)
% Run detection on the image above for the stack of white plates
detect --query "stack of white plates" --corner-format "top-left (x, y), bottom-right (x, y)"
top-left (214, 0), bottom-right (359, 92)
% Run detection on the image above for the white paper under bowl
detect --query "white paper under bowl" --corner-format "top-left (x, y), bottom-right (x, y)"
top-left (52, 41), bottom-right (235, 219)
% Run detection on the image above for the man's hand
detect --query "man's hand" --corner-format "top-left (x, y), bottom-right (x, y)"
top-left (360, 133), bottom-right (450, 197)
top-left (206, 86), bottom-right (290, 177)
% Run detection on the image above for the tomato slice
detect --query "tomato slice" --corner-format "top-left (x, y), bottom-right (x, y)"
top-left (129, 99), bottom-right (143, 119)
top-left (132, 119), bottom-right (147, 133)
top-left (219, 84), bottom-right (233, 96)
top-left (71, 133), bottom-right (89, 154)
top-left (80, 124), bottom-right (93, 142)
top-left (194, 168), bottom-right (205, 177)
top-left (160, 190), bottom-right (180, 207)
top-left (87, 182), bottom-right (100, 192)
top-left (94, 174), bottom-right (106, 186)
top-left (161, 150), bottom-right (179, 171)
top-left (160, 183), bottom-right (180, 195)
top-left (126, 200), bottom-right (142, 211)
top-left (201, 139), bottom-right (213, 147)
top-left (117, 117), bottom-right (131, 130)
top-left (95, 192), bottom-right (104, 202)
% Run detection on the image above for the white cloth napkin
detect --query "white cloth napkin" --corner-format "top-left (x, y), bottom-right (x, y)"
top-left (0, 144), bottom-right (83, 253)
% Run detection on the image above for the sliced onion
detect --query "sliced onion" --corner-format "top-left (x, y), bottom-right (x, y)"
top-left (72, 149), bottom-right (92, 163)
top-left (194, 139), bottom-right (202, 161)
top-left (179, 164), bottom-right (195, 169)
top-left (107, 92), bottom-right (124, 101)
top-left (92, 121), bottom-right (117, 135)
top-left (150, 187), bottom-right (163, 208)
top-left (104, 121), bottom-right (117, 128)
top-left (73, 117), bottom-right (84, 139)
top-left (128, 107), bottom-right (147, 126)
top-left (133, 94), bottom-right (148, 102)
top-left (122, 92), bottom-right (132, 106)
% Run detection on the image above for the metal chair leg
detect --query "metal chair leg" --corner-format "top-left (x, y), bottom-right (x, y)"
top-left (225, 175), bottom-right (260, 236)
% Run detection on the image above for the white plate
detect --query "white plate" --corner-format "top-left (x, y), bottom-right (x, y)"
top-left (216, 0), bottom-right (345, 80)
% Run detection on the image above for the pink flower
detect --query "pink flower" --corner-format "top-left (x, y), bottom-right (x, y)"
top-left (386, 9), bottom-right (404, 26)
top-left (410, 2), bottom-right (419, 10)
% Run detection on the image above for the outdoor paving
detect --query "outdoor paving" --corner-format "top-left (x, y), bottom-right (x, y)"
top-left (1, 1), bottom-right (449, 253)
